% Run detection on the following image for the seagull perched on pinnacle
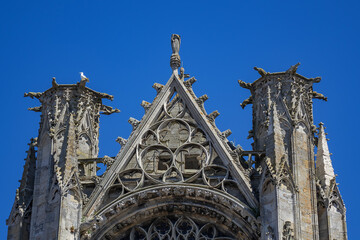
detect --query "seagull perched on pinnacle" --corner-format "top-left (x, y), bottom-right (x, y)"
top-left (79, 72), bottom-right (89, 88)
top-left (80, 72), bottom-right (88, 81)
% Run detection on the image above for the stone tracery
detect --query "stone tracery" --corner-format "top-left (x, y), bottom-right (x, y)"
top-left (100, 91), bottom-right (248, 208)
top-left (127, 216), bottom-right (234, 240)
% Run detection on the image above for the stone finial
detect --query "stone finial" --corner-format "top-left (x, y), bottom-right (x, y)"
top-left (286, 63), bottom-right (300, 75)
top-left (207, 110), bottom-right (220, 121)
top-left (141, 100), bottom-right (152, 112)
top-left (128, 117), bottom-right (140, 130)
top-left (116, 137), bottom-right (128, 146)
top-left (152, 83), bottom-right (164, 94)
top-left (238, 80), bottom-right (252, 90)
top-left (253, 67), bottom-right (267, 77)
top-left (316, 122), bottom-right (335, 188)
top-left (170, 34), bottom-right (181, 70)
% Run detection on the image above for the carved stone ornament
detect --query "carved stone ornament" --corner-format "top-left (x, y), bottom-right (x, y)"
top-left (170, 34), bottom-right (181, 69)
top-left (266, 225), bottom-right (275, 240)
top-left (282, 221), bottom-right (295, 240)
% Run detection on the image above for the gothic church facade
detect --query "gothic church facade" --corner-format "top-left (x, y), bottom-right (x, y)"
top-left (7, 35), bottom-right (347, 239)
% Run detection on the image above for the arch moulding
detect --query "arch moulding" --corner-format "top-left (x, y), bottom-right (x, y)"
top-left (81, 185), bottom-right (260, 239)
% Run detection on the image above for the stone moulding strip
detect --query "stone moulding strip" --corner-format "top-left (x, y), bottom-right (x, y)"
top-left (89, 185), bottom-right (260, 239)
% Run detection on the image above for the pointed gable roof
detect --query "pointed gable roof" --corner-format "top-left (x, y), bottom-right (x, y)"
top-left (83, 35), bottom-right (258, 216)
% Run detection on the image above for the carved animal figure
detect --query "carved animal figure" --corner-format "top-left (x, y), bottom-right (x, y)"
top-left (241, 96), bottom-right (253, 109)
top-left (254, 67), bottom-right (267, 77)
top-left (312, 91), bottom-right (328, 101)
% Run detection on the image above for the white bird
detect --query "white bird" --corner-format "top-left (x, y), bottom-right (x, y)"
top-left (80, 72), bottom-right (88, 81)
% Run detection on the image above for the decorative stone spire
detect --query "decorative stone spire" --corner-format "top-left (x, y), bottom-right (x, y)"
top-left (316, 122), bottom-right (335, 188)
top-left (170, 34), bottom-right (181, 71)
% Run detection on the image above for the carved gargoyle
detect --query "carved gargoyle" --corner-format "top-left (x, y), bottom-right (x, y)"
top-left (128, 117), bottom-right (140, 130)
top-left (28, 106), bottom-right (42, 112)
top-left (98, 92), bottom-right (114, 101)
top-left (309, 77), bottom-right (321, 83)
top-left (286, 63), bottom-right (300, 75)
top-left (115, 137), bottom-right (128, 146)
top-left (253, 67), bottom-right (267, 77)
top-left (241, 95), bottom-right (253, 109)
top-left (207, 110), bottom-right (220, 120)
top-left (100, 105), bottom-right (120, 115)
top-left (221, 129), bottom-right (232, 138)
top-left (196, 94), bottom-right (208, 104)
top-left (152, 83), bottom-right (164, 94)
top-left (247, 129), bottom-right (254, 139)
top-left (184, 77), bottom-right (196, 88)
top-left (140, 100), bottom-right (151, 112)
top-left (311, 91), bottom-right (328, 101)
top-left (24, 92), bottom-right (43, 99)
top-left (238, 80), bottom-right (252, 89)
top-left (102, 155), bottom-right (115, 168)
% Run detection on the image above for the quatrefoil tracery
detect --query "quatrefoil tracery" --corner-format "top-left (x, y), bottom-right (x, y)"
top-left (105, 99), bottom-right (244, 205)
top-left (138, 117), bottom-right (211, 184)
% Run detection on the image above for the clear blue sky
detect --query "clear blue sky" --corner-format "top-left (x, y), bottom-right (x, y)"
top-left (1, 0), bottom-right (359, 238)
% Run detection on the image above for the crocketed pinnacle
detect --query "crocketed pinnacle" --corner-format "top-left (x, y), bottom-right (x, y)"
top-left (266, 103), bottom-right (286, 167)
top-left (316, 122), bottom-right (335, 188)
